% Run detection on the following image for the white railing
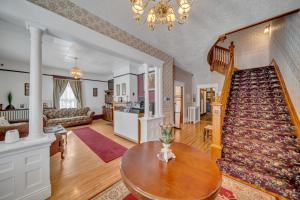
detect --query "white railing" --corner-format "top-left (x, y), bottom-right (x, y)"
top-left (0, 109), bottom-right (29, 122)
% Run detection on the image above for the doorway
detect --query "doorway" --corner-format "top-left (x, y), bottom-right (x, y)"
top-left (199, 88), bottom-right (215, 122)
top-left (196, 83), bottom-right (218, 123)
top-left (174, 83), bottom-right (184, 129)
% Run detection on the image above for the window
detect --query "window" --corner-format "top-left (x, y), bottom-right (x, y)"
top-left (60, 83), bottom-right (77, 109)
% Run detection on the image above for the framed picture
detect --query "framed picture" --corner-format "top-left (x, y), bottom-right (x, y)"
top-left (122, 83), bottom-right (126, 95)
top-left (24, 83), bottom-right (29, 96)
top-left (116, 84), bottom-right (120, 96)
top-left (93, 88), bottom-right (98, 97)
top-left (148, 73), bottom-right (155, 90)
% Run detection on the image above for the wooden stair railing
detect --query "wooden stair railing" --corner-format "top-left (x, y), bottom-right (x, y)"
top-left (210, 42), bottom-right (235, 161)
top-left (208, 37), bottom-right (233, 75)
top-left (207, 36), bottom-right (224, 71)
top-left (212, 46), bottom-right (231, 74)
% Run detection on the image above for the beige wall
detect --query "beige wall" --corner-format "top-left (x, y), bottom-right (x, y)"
top-left (270, 12), bottom-right (300, 118)
top-left (174, 66), bottom-right (193, 122)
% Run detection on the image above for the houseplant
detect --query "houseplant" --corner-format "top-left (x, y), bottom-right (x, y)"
top-left (5, 92), bottom-right (15, 110)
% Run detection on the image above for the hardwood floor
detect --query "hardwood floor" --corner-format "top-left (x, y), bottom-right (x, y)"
top-left (49, 119), bottom-right (211, 200)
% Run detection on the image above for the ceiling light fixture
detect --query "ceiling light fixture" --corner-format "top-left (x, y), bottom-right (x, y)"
top-left (264, 25), bottom-right (271, 34)
top-left (130, 0), bottom-right (194, 31)
top-left (70, 57), bottom-right (82, 79)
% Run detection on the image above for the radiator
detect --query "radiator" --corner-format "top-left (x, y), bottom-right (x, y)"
top-left (0, 109), bottom-right (29, 122)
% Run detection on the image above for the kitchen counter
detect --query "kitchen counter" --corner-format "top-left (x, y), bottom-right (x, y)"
top-left (114, 110), bottom-right (143, 143)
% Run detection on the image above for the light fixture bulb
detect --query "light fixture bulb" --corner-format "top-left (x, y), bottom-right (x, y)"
top-left (166, 8), bottom-right (176, 22)
top-left (264, 25), bottom-right (271, 34)
top-left (147, 9), bottom-right (156, 23)
top-left (178, 6), bottom-right (190, 15)
top-left (178, 0), bottom-right (191, 11)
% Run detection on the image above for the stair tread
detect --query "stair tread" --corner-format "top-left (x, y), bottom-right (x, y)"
top-left (224, 115), bottom-right (292, 123)
top-left (220, 66), bottom-right (300, 200)
top-left (218, 160), bottom-right (300, 200)
top-left (222, 130), bottom-right (298, 146)
top-left (225, 113), bottom-right (291, 122)
top-left (224, 120), bottom-right (295, 132)
top-left (223, 125), bottom-right (296, 137)
top-left (222, 135), bottom-right (299, 150)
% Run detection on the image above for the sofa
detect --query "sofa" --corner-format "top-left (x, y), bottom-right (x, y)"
top-left (43, 107), bottom-right (95, 128)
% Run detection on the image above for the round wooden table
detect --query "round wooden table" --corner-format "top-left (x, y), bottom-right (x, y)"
top-left (120, 141), bottom-right (221, 200)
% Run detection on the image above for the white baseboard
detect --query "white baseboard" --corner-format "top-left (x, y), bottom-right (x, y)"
top-left (19, 185), bottom-right (51, 200)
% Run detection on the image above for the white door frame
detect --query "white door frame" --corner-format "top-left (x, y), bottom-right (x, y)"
top-left (196, 83), bottom-right (218, 109)
top-left (174, 81), bottom-right (185, 123)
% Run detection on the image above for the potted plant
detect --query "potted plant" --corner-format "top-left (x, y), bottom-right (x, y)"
top-left (5, 92), bottom-right (15, 110)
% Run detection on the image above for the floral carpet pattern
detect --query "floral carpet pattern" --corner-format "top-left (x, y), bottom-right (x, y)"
top-left (92, 176), bottom-right (276, 200)
top-left (218, 66), bottom-right (300, 200)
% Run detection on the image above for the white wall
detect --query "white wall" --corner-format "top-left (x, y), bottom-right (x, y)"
top-left (216, 12), bottom-right (300, 119)
top-left (0, 59), bottom-right (108, 114)
top-left (270, 12), bottom-right (300, 118)
top-left (113, 65), bottom-right (138, 102)
top-left (220, 22), bottom-right (271, 69)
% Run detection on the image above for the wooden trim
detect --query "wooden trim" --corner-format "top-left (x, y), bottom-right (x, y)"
top-left (93, 114), bottom-right (104, 120)
top-left (113, 73), bottom-right (138, 79)
top-left (113, 70), bottom-right (155, 79)
top-left (222, 173), bottom-right (287, 200)
top-left (271, 59), bottom-right (300, 144)
top-left (210, 43), bottom-right (235, 160)
top-left (53, 75), bottom-right (79, 80)
top-left (215, 45), bottom-right (230, 52)
top-left (0, 68), bottom-right (107, 83)
top-left (225, 8), bottom-right (300, 35)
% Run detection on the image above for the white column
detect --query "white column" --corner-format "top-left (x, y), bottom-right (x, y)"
top-left (158, 67), bottom-right (163, 116)
top-left (143, 63), bottom-right (149, 118)
top-left (28, 25), bottom-right (44, 139)
top-left (154, 66), bottom-right (159, 117)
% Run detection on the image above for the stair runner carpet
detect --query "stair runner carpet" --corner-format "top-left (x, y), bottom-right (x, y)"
top-left (218, 66), bottom-right (300, 200)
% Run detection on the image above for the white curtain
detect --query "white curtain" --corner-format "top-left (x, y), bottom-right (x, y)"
top-left (59, 82), bottom-right (77, 109)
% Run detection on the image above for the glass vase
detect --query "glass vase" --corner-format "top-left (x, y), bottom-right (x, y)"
top-left (157, 124), bottom-right (176, 162)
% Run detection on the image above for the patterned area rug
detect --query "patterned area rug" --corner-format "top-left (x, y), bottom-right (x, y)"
top-left (92, 176), bottom-right (276, 200)
top-left (218, 66), bottom-right (300, 200)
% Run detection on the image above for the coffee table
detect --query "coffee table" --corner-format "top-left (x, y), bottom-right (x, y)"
top-left (44, 124), bottom-right (68, 144)
top-left (120, 141), bottom-right (221, 200)
top-left (44, 125), bottom-right (68, 159)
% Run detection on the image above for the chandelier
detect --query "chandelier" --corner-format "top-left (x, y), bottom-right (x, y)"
top-left (130, 0), bottom-right (193, 31)
top-left (70, 57), bottom-right (82, 79)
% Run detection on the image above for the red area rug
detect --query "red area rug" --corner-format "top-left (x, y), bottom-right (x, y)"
top-left (73, 127), bottom-right (127, 163)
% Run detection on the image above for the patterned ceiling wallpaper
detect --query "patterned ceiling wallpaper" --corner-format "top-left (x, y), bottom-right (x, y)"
top-left (28, 0), bottom-right (174, 122)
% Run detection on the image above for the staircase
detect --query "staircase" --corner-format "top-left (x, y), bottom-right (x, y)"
top-left (218, 66), bottom-right (300, 200)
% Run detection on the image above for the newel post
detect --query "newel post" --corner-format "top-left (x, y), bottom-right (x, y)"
top-left (210, 96), bottom-right (222, 161)
top-left (229, 41), bottom-right (235, 66)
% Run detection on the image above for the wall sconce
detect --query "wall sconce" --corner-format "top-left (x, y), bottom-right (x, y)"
top-left (264, 25), bottom-right (271, 34)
